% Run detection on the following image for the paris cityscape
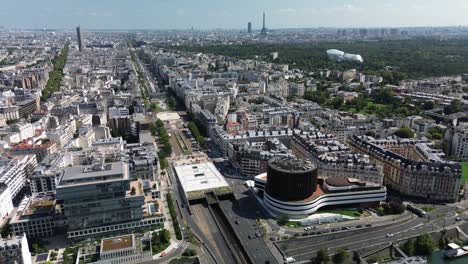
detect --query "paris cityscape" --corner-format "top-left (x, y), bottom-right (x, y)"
top-left (1, 1), bottom-right (468, 264)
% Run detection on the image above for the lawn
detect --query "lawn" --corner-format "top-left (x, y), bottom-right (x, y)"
top-left (419, 206), bottom-right (436, 212)
top-left (462, 162), bottom-right (468, 184)
top-left (318, 209), bottom-right (362, 217)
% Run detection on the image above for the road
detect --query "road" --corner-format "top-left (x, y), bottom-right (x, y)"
top-left (277, 206), bottom-right (462, 261)
top-left (219, 198), bottom-right (278, 264)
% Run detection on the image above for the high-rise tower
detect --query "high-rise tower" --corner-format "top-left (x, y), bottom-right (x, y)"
top-left (76, 26), bottom-right (82, 52)
top-left (260, 12), bottom-right (267, 36)
top-left (247, 22), bottom-right (252, 33)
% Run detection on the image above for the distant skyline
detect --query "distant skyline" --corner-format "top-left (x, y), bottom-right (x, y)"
top-left (2, 0), bottom-right (468, 30)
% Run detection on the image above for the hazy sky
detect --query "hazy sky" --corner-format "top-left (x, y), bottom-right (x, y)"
top-left (1, 0), bottom-right (468, 30)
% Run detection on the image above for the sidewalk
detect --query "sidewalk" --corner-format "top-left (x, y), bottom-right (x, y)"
top-left (249, 186), bottom-right (415, 235)
top-left (152, 239), bottom-right (184, 260)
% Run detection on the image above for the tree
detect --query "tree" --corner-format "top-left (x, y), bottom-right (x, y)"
top-left (385, 200), bottom-right (405, 214)
top-left (160, 229), bottom-right (171, 244)
top-left (277, 215), bottom-right (289, 226)
top-left (150, 102), bottom-right (159, 112)
top-left (394, 127), bottom-right (414, 139)
top-left (0, 222), bottom-right (11, 238)
top-left (168, 96), bottom-right (177, 109)
top-left (331, 97), bottom-right (344, 109)
top-left (402, 238), bottom-right (415, 256)
top-left (182, 248), bottom-right (197, 257)
top-left (372, 87), bottom-right (396, 104)
top-left (422, 100), bottom-right (435, 110)
top-left (428, 126), bottom-right (445, 140)
top-left (414, 234), bottom-right (435, 255)
top-left (313, 249), bottom-right (330, 264)
top-left (332, 248), bottom-right (349, 264)
top-left (444, 99), bottom-right (464, 115)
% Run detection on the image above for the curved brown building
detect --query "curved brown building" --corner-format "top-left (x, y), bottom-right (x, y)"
top-left (265, 157), bottom-right (318, 202)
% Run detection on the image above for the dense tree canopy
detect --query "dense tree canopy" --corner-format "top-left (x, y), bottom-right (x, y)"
top-left (332, 248), bottom-right (349, 264)
top-left (161, 38), bottom-right (468, 80)
top-left (443, 99), bottom-right (464, 115)
top-left (313, 249), bottom-right (330, 264)
top-left (394, 127), bottom-right (415, 138)
top-left (414, 234), bottom-right (435, 255)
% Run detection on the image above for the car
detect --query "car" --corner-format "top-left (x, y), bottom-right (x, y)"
top-left (386, 233), bottom-right (394, 238)
top-left (356, 225), bottom-right (362, 228)
top-left (456, 217), bottom-right (462, 221)
top-left (341, 227), bottom-right (347, 230)
top-left (302, 233), bottom-right (308, 237)
top-left (234, 220), bottom-right (239, 224)
top-left (248, 235), bottom-right (253, 239)
top-left (366, 224), bottom-right (372, 227)
top-left (255, 232), bottom-right (261, 238)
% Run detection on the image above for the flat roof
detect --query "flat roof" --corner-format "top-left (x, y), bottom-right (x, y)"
top-left (156, 112), bottom-right (181, 122)
top-left (101, 235), bottom-right (134, 253)
top-left (174, 162), bottom-right (229, 194)
top-left (59, 162), bottom-right (128, 186)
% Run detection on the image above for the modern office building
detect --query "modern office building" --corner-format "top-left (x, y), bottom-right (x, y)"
top-left (76, 234), bottom-right (153, 264)
top-left (265, 157), bottom-right (318, 202)
top-left (10, 193), bottom-right (62, 238)
top-left (56, 161), bottom-right (164, 240)
top-left (255, 172), bottom-right (386, 218)
top-left (173, 160), bottom-right (231, 201)
top-left (247, 22), bottom-right (252, 33)
top-left (76, 26), bottom-right (83, 51)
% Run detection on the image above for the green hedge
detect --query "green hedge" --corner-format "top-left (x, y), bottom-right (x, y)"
top-left (166, 193), bottom-right (182, 240)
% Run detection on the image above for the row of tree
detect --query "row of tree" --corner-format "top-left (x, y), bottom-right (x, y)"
top-left (41, 41), bottom-right (69, 101)
top-left (187, 121), bottom-right (208, 149)
top-left (312, 248), bottom-right (349, 264)
top-left (150, 119), bottom-right (172, 170)
top-left (312, 233), bottom-right (435, 264)
top-left (166, 193), bottom-right (183, 240)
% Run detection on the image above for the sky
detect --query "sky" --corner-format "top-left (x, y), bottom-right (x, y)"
top-left (1, 0), bottom-right (468, 30)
